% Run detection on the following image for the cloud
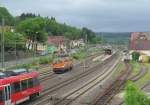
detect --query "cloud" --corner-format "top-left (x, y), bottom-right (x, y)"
top-left (1, 0), bottom-right (150, 32)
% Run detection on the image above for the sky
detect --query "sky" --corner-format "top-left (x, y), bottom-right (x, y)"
top-left (0, 0), bottom-right (150, 32)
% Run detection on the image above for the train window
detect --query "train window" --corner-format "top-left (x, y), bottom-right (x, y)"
top-left (21, 80), bottom-right (28, 91)
top-left (11, 82), bottom-right (21, 93)
top-left (28, 78), bottom-right (34, 88)
top-left (33, 77), bottom-right (40, 86)
top-left (0, 90), bottom-right (4, 102)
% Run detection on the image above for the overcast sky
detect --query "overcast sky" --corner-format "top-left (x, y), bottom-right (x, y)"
top-left (0, 0), bottom-right (150, 32)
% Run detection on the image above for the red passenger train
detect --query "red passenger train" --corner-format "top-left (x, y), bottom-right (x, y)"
top-left (0, 69), bottom-right (42, 105)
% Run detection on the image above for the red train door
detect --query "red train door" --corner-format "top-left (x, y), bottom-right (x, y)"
top-left (4, 85), bottom-right (12, 105)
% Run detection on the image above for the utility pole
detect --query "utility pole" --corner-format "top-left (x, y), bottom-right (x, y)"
top-left (15, 40), bottom-right (17, 67)
top-left (83, 34), bottom-right (88, 72)
top-left (1, 18), bottom-right (5, 71)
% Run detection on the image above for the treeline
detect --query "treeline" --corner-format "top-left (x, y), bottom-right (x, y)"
top-left (16, 13), bottom-right (100, 42)
top-left (0, 7), bottom-right (14, 25)
top-left (0, 7), bottom-right (101, 51)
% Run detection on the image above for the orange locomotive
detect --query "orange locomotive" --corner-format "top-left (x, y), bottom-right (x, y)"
top-left (52, 58), bottom-right (73, 73)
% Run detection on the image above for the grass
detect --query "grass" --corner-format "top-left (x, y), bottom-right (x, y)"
top-left (112, 61), bottom-right (126, 78)
top-left (135, 63), bottom-right (150, 87)
top-left (130, 61), bottom-right (141, 77)
top-left (71, 50), bottom-right (88, 60)
top-left (130, 62), bottom-right (150, 87)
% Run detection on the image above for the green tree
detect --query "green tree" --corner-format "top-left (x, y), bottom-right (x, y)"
top-left (15, 13), bottom-right (38, 25)
top-left (0, 7), bottom-right (14, 25)
top-left (81, 27), bottom-right (97, 43)
top-left (16, 17), bottom-right (48, 50)
top-left (0, 32), bottom-right (25, 51)
top-left (132, 52), bottom-right (140, 61)
top-left (91, 36), bottom-right (101, 44)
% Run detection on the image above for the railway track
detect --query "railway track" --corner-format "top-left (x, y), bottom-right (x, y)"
top-left (38, 52), bottom-right (104, 81)
top-left (91, 63), bottom-right (132, 105)
top-left (42, 53), bottom-right (117, 93)
top-left (25, 53), bottom-right (118, 105)
top-left (130, 66), bottom-right (148, 82)
top-left (142, 82), bottom-right (150, 90)
top-left (118, 65), bottom-right (148, 105)
top-left (48, 57), bottom-right (120, 105)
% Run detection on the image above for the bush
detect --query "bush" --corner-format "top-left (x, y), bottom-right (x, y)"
top-left (39, 56), bottom-right (50, 64)
top-left (125, 81), bottom-right (149, 105)
top-left (19, 63), bottom-right (32, 69)
top-left (71, 51), bottom-right (87, 60)
top-left (132, 52), bottom-right (140, 61)
top-left (142, 56), bottom-right (149, 63)
top-left (39, 57), bottom-right (54, 64)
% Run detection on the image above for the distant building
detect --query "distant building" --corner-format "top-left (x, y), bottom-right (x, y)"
top-left (0, 26), bottom-right (14, 32)
top-left (48, 36), bottom-right (68, 53)
top-left (37, 43), bottom-right (47, 51)
top-left (130, 32), bottom-right (150, 62)
top-left (48, 36), bottom-right (65, 46)
top-left (70, 39), bottom-right (85, 48)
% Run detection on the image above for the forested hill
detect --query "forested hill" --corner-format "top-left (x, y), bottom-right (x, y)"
top-left (0, 7), bottom-right (14, 25)
top-left (96, 32), bottom-right (131, 45)
top-left (0, 6), bottom-right (101, 44)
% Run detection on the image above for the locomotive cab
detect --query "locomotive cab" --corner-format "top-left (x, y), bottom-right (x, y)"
top-left (52, 58), bottom-right (73, 73)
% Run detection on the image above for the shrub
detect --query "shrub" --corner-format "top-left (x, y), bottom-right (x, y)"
top-left (142, 56), bottom-right (149, 63)
top-left (132, 52), bottom-right (140, 61)
top-left (20, 63), bottom-right (32, 69)
top-left (39, 57), bottom-right (54, 64)
top-left (125, 81), bottom-right (149, 105)
top-left (71, 51), bottom-right (87, 60)
top-left (39, 56), bottom-right (50, 64)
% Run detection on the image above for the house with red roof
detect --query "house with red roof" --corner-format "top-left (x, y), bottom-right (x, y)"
top-left (47, 36), bottom-right (68, 53)
top-left (130, 32), bottom-right (150, 62)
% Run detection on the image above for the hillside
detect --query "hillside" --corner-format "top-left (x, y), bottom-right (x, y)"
top-left (0, 7), bottom-right (14, 25)
top-left (96, 32), bottom-right (131, 45)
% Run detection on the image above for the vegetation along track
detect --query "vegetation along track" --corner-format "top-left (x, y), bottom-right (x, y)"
top-left (130, 65), bottom-right (148, 82)
top-left (142, 82), bottom-right (150, 90)
top-left (26, 52), bottom-right (118, 105)
top-left (91, 63), bottom-right (132, 105)
top-left (118, 82), bottom-right (150, 105)
top-left (118, 65), bottom-right (148, 105)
